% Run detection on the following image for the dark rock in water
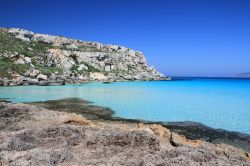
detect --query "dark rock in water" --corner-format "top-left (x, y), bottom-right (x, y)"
top-left (38, 80), bottom-right (65, 86)
top-left (103, 80), bottom-right (113, 84)
top-left (0, 79), bottom-right (4, 86)
top-left (27, 98), bottom-right (113, 121)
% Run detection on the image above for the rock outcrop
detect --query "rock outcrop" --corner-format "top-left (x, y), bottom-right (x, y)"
top-left (0, 28), bottom-right (167, 86)
top-left (0, 102), bottom-right (249, 165)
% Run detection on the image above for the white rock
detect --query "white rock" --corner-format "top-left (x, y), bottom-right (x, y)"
top-left (30, 69), bottom-right (40, 77)
top-left (14, 59), bottom-right (25, 65)
top-left (127, 49), bottom-right (136, 56)
top-left (90, 72), bottom-right (107, 80)
top-left (78, 64), bottom-right (88, 71)
top-left (105, 65), bottom-right (111, 72)
top-left (24, 57), bottom-right (32, 63)
top-left (37, 74), bottom-right (47, 80)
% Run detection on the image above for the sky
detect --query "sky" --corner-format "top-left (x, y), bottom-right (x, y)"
top-left (1, 0), bottom-right (250, 77)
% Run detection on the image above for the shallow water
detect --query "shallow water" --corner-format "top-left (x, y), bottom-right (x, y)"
top-left (0, 78), bottom-right (250, 134)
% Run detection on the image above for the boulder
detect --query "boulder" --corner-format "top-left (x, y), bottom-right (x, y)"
top-left (0, 79), bottom-right (4, 86)
top-left (49, 73), bottom-right (57, 80)
top-left (104, 65), bottom-right (111, 72)
top-left (14, 59), bottom-right (25, 65)
top-left (37, 74), bottom-right (47, 81)
top-left (30, 69), bottom-right (40, 77)
top-left (23, 71), bottom-right (30, 77)
top-left (28, 79), bottom-right (38, 85)
top-left (38, 80), bottom-right (65, 86)
top-left (78, 64), bottom-right (88, 71)
top-left (90, 72), bottom-right (107, 80)
top-left (24, 57), bottom-right (32, 63)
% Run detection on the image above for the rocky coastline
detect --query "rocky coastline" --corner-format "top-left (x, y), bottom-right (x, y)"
top-left (27, 98), bottom-right (250, 153)
top-left (0, 101), bottom-right (250, 165)
top-left (0, 28), bottom-right (168, 86)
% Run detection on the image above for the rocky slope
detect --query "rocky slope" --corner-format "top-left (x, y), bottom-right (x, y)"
top-left (0, 102), bottom-right (249, 166)
top-left (0, 28), bottom-right (167, 86)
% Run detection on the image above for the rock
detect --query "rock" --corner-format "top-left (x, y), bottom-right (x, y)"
top-left (37, 74), bottom-right (47, 81)
top-left (66, 44), bottom-right (78, 50)
top-left (0, 102), bottom-right (249, 166)
top-left (23, 71), bottom-right (30, 77)
top-left (104, 65), bottom-right (111, 72)
top-left (24, 57), bottom-right (32, 63)
top-left (28, 79), bottom-right (38, 85)
top-left (27, 47), bottom-right (33, 51)
top-left (50, 73), bottom-right (57, 80)
top-left (38, 80), bottom-right (65, 86)
top-left (30, 69), bottom-right (40, 77)
top-left (127, 49), bottom-right (136, 56)
top-left (14, 59), bottom-right (25, 65)
top-left (0, 79), bottom-right (4, 86)
top-left (122, 75), bottom-right (133, 80)
top-left (9, 83), bottom-right (15, 86)
top-left (90, 72), bottom-right (107, 80)
top-left (78, 64), bottom-right (88, 71)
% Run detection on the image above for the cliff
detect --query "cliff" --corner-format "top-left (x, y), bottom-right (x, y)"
top-left (0, 102), bottom-right (249, 165)
top-left (0, 28), bottom-right (167, 86)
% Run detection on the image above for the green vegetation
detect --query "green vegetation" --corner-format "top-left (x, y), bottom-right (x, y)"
top-left (69, 65), bottom-right (79, 74)
top-left (0, 58), bottom-right (30, 78)
top-left (0, 30), bottom-right (51, 57)
top-left (34, 64), bottom-right (63, 76)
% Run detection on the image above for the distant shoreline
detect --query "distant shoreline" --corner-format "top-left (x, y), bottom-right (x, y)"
top-left (171, 76), bottom-right (250, 80)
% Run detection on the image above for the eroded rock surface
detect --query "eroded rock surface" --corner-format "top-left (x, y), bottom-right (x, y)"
top-left (0, 102), bottom-right (249, 166)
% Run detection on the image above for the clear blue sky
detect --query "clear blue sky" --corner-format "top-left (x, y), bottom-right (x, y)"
top-left (1, 0), bottom-right (250, 77)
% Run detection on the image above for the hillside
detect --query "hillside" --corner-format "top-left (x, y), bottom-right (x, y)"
top-left (0, 28), bottom-right (167, 86)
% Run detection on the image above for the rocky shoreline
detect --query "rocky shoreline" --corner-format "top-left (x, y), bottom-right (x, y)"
top-left (27, 98), bottom-right (250, 153)
top-left (0, 102), bottom-right (250, 165)
top-left (0, 28), bottom-right (168, 86)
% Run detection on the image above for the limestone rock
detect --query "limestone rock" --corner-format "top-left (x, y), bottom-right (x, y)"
top-left (30, 69), bottom-right (40, 77)
top-left (78, 64), bottom-right (88, 71)
top-left (37, 74), bottom-right (47, 81)
top-left (14, 59), bottom-right (25, 65)
top-left (24, 57), bottom-right (32, 63)
top-left (90, 72), bottom-right (107, 80)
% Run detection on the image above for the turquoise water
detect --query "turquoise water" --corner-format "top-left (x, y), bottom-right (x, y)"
top-left (0, 78), bottom-right (250, 134)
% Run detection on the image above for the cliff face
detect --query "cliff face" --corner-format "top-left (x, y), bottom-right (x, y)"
top-left (0, 28), bottom-right (166, 86)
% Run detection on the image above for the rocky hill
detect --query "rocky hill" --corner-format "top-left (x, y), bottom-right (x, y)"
top-left (0, 28), bottom-right (167, 86)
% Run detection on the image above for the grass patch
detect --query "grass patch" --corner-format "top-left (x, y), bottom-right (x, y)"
top-left (0, 29), bottom-right (51, 57)
top-left (35, 65), bottom-right (63, 76)
top-left (0, 58), bottom-right (30, 78)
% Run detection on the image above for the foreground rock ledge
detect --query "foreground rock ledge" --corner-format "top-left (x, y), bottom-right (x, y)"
top-left (0, 103), bottom-right (249, 166)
